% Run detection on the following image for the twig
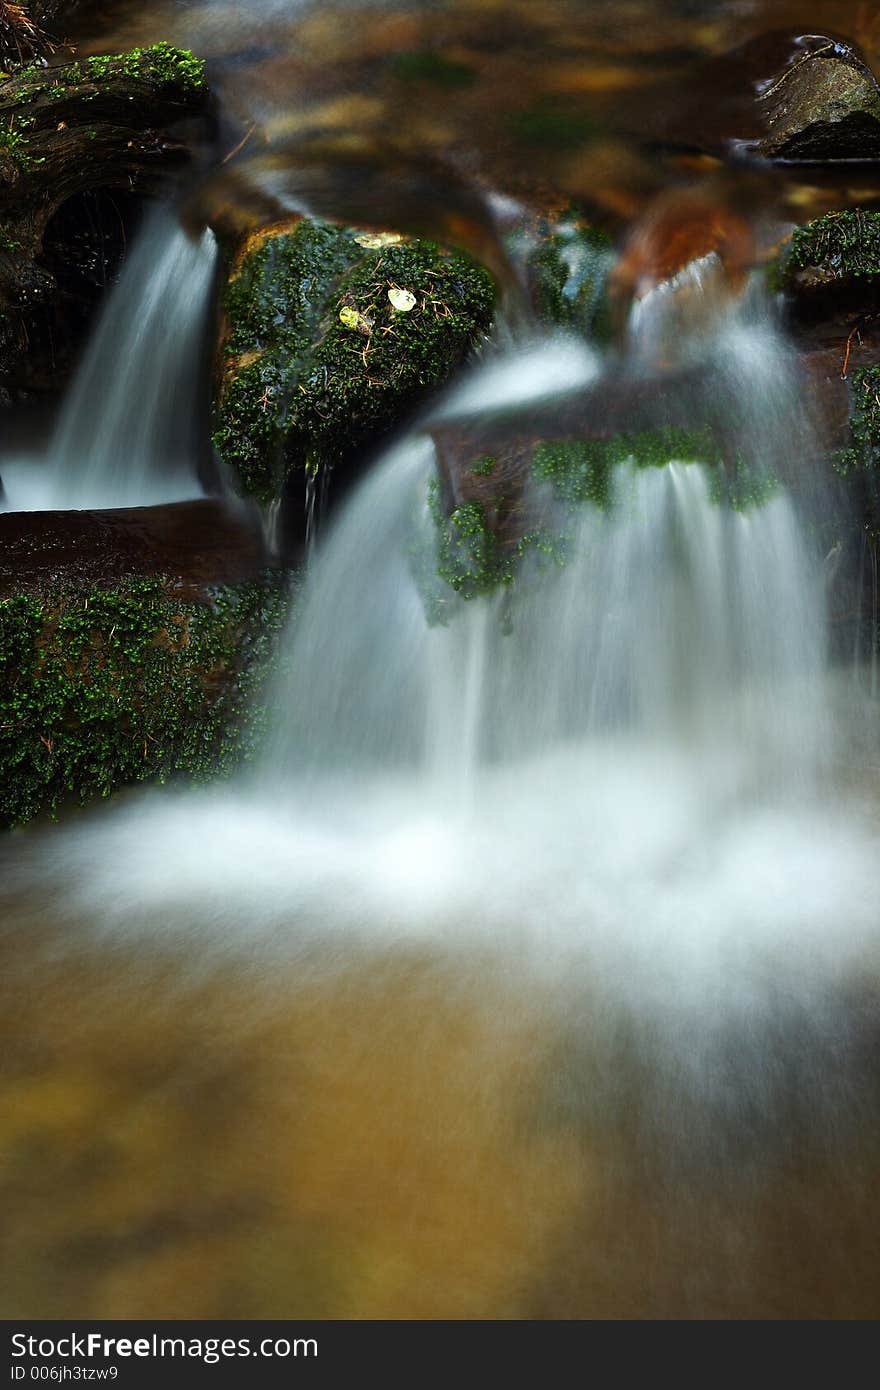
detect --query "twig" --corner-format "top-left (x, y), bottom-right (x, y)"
top-left (221, 123), bottom-right (257, 166)
top-left (842, 324), bottom-right (862, 379)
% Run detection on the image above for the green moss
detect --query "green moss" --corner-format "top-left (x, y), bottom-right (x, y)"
top-left (834, 364), bottom-right (880, 480)
top-left (469, 455), bottom-right (497, 477)
top-left (420, 475), bottom-right (569, 620)
top-left (79, 43), bottom-right (206, 93)
top-left (0, 575), bottom-right (289, 828)
top-left (213, 220), bottom-right (496, 506)
top-left (0, 222), bottom-right (21, 251)
top-left (2, 46), bottom-right (207, 118)
top-left (532, 427), bottom-right (718, 508)
top-left (771, 209), bottom-right (880, 291)
top-left (708, 458), bottom-right (781, 511)
top-left (298, 238), bottom-right (494, 462)
top-left (0, 116), bottom-right (33, 171)
top-left (85, 56), bottom-right (113, 81)
top-left (527, 213), bottom-right (614, 338)
top-left (424, 424), bottom-right (778, 613)
top-left (443, 501), bottom-right (503, 594)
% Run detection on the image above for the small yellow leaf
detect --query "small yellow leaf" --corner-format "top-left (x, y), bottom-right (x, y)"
top-left (355, 231), bottom-right (405, 249)
top-left (339, 306), bottom-right (363, 329)
top-left (388, 286), bottom-right (416, 312)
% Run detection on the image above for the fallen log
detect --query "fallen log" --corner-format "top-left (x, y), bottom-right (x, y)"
top-left (0, 42), bottom-right (210, 310)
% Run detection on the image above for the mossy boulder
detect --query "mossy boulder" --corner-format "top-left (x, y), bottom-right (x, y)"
top-left (773, 211), bottom-right (880, 294)
top-left (770, 210), bottom-right (880, 346)
top-left (424, 424), bottom-right (744, 617)
top-left (0, 576), bottom-right (288, 828)
top-left (212, 219), bottom-right (496, 510)
top-left (0, 500), bottom-right (289, 828)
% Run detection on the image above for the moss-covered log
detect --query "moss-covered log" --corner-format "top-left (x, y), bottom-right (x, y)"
top-left (0, 42), bottom-right (209, 309)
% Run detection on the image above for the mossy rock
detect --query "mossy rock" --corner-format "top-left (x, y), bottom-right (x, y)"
top-left (523, 210), bottom-right (613, 338)
top-left (213, 219), bottom-right (496, 507)
top-left (426, 425), bottom-right (781, 615)
top-left (835, 364), bottom-right (880, 478)
top-left (0, 575), bottom-right (289, 828)
top-left (422, 425), bottom-right (771, 616)
top-left (771, 210), bottom-right (880, 298)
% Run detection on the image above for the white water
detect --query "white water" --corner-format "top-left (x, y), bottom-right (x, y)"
top-left (1, 208), bottom-right (217, 512)
top-left (4, 278), bottom-right (880, 1129)
top-left (263, 440), bottom-right (827, 789)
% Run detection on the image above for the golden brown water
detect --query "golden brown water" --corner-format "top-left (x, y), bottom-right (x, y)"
top-left (3, 888), bottom-right (880, 1320)
top-left (0, 921), bottom-right (584, 1319)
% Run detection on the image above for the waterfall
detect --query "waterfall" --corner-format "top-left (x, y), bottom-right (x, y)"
top-left (262, 286), bottom-right (829, 796)
top-left (4, 272), bottom-right (874, 1068)
top-left (1, 207), bottom-right (217, 512)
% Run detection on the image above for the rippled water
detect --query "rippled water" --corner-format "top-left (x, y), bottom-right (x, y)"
top-left (85, 0), bottom-right (880, 240)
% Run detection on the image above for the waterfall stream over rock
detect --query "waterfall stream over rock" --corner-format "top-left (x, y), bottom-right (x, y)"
top-left (4, 0), bottom-right (880, 1322)
top-left (1, 208), bottom-right (217, 512)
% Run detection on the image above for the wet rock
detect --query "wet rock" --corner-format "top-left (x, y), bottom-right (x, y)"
top-left (750, 36), bottom-right (880, 162)
top-left (0, 498), bottom-right (267, 598)
top-left (426, 384), bottom-right (727, 612)
top-left (0, 499), bottom-right (288, 828)
top-left (212, 218), bottom-right (496, 514)
top-left (767, 211), bottom-right (880, 353)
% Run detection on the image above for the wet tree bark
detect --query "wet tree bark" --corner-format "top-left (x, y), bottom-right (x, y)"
top-left (0, 46), bottom-right (210, 309)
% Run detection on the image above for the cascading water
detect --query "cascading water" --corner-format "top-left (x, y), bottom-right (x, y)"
top-left (265, 442), bottom-right (827, 790)
top-left (4, 254), bottom-right (880, 1318)
top-left (264, 275), bottom-right (829, 793)
top-left (0, 207), bottom-right (217, 512)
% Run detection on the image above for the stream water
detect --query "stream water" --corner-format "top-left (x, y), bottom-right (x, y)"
top-left (2, 0), bottom-right (880, 1321)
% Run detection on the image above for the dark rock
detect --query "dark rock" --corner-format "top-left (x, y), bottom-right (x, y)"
top-left (0, 498), bottom-right (268, 599)
top-left (650, 32), bottom-right (880, 167)
top-left (750, 36), bottom-right (880, 162)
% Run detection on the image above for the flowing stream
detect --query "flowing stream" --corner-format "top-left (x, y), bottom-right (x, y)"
top-left (3, 268), bottom-right (880, 1315)
top-left (2, 0), bottom-right (880, 1318)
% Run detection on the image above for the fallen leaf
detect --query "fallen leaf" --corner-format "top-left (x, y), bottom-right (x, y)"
top-left (355, 231), bottom-right (405, 249)
top-left (388, 286), bottom-right (417, 312)
top-left (339, 305), bottom-right (371, 332)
